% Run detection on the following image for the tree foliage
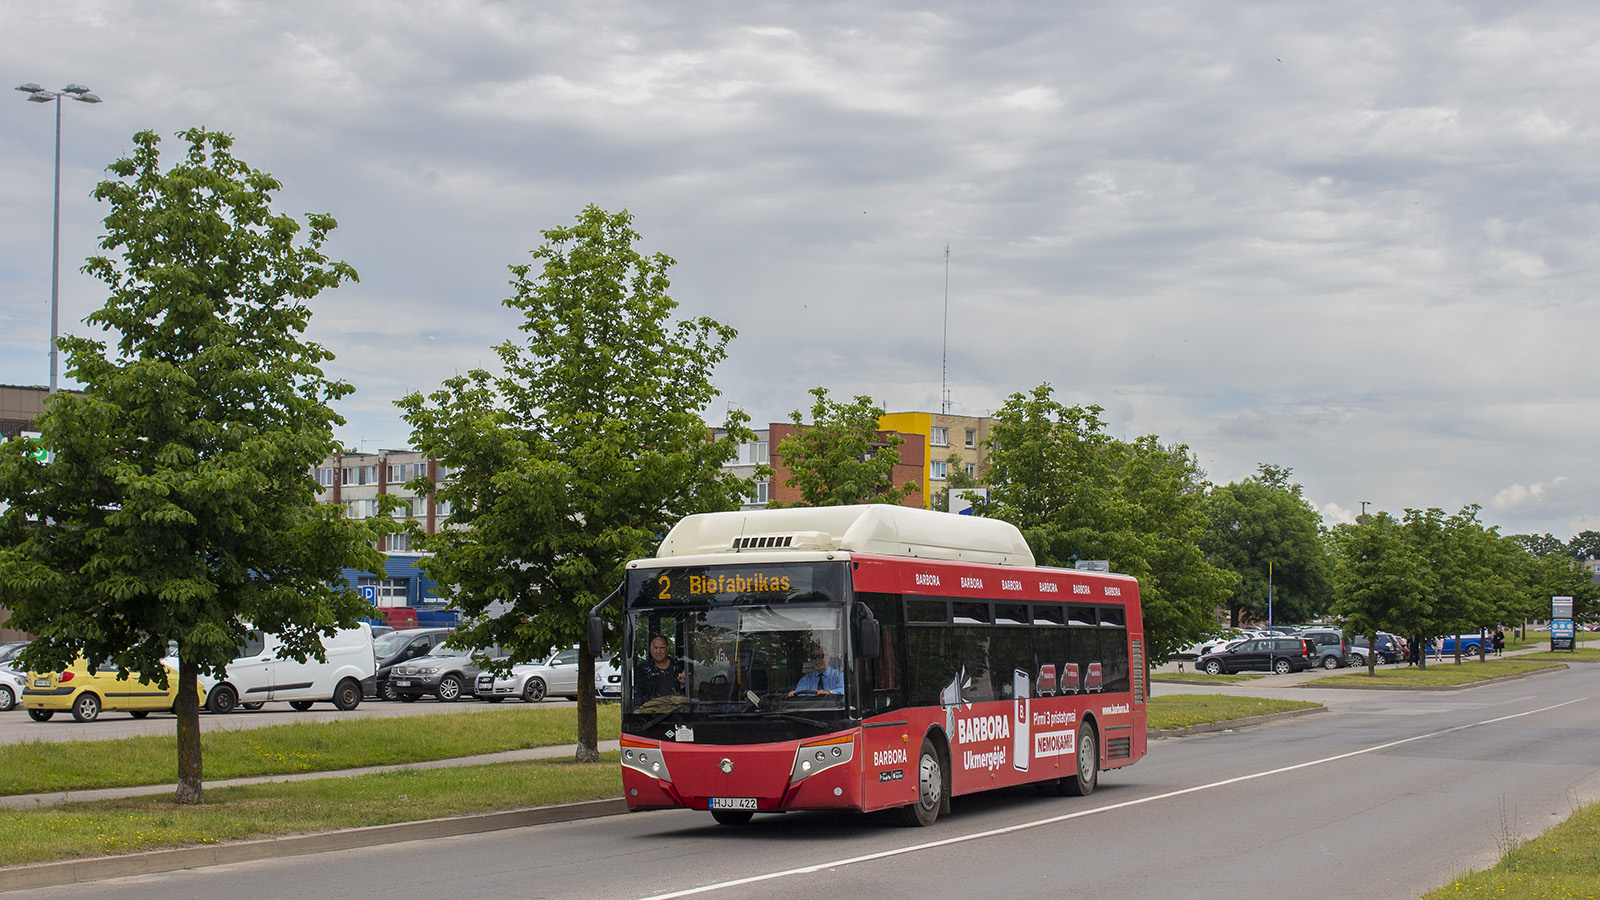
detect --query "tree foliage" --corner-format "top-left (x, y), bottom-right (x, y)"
top-left (1329, 512), bottom-right (1437, 669)
top-left (1201, 465), bottom-right (1333, 627)
top-left (978, 384), bottom-right (1232, 661)
top-left (0, 128), bottom-right (383, 802)
top-left (396, 205), bottom-right (758, 761)
top-left (772, 387), bottom-right (919, 507)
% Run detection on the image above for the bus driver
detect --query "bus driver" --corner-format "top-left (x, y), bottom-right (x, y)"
top-left (789, 645), bottom-right (843, 695)
top-left (634, 635), bottom-right (685, 703)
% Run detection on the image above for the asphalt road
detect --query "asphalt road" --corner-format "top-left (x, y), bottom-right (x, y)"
top-left (6, 661), bottom-right (1598, 900)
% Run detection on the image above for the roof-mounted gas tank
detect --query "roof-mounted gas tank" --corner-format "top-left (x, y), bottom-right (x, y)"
top-left (654, 504), bottom-right (1036, 567)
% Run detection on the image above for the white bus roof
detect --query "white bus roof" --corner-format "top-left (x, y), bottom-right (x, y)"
top-left (654, 504), bottom-right (1036, 567)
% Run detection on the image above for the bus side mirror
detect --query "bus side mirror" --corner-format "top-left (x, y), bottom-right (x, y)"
top-left (587, 616), bottom-right (605, 656)
top-left (858, 617), bottom-right (881, 661)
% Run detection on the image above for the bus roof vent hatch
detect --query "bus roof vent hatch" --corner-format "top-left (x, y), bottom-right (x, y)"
top-left (730, 531), bottom-right (834, 552)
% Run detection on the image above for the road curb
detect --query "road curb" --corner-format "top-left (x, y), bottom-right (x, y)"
top-left (0, 797), bottom-right (629, 892)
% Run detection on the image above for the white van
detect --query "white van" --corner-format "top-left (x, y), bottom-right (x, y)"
top-left (187, 623), bottom-right (376, 713)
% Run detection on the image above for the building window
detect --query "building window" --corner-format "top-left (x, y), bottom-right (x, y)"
top-left (930, 460), bottom-right (948, 481)
top-left (930, 426), bottom-right (948, 446)
top-left (390, 497), bottom-right (415, 518)
top-left (965, 429), bottom-right (977, 449)
top-left (388, 462), bottom-right (426, 484)
top-left (434, 498), bottom-right (452, 518)
top-left (384, 533), bottom-right (412, 552)
top-left (345, 499), bottom-right (378, 519)
top-left (343, 465), bottom-right (378, 486)
top-left (359, 576), bottom-right (410, 605)
top-left (965, 463), bottom-right (976, 477)
top-left (737, 441), bottom-right (769, 465)
top-left (743, 480), bottom-right (770, 505)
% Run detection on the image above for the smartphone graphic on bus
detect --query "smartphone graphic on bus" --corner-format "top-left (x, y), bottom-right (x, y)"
top-left (1013, 668), bottom-right (1030, 772)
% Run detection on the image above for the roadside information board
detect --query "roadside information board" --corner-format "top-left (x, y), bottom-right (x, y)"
top-left (1552, 596), bottom-right (1575, 651)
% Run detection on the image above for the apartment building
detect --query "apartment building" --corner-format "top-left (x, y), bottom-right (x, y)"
top-left (719, 420), bottom-right (931, 509)
top-left (312, 449), bottom-right (454, 614)
top-left (878, 411), bottom-right (993, 509)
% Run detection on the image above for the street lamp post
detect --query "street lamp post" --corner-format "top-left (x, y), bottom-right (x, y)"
top-left (15, 82), bottom-right (102, 395)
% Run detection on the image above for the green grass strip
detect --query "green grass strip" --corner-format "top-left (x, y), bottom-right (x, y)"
top-left (0, 754), bottom-right (623, 868)
top-left (0, 705), bottom-right (621, 796)
top-left (1422, 799), bottom-right (1600, 899)
top-left (1151, 672), bottom-right (1263, 685)
top-left (1146, 694), bottom-right (1318, 730)
top-left (1314, 658), bottom-right (1565, 687)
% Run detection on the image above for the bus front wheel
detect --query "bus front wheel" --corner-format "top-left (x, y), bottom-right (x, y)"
top-left (1060, 726), bottom-right (1098, 796)
top-left (711, 809), bottom-right (754, 826)
top-left (900, 738), bottom-right (943, 827)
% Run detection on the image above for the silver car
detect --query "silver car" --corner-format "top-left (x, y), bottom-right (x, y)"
top-left (476, 649), bottom-right (584, 703)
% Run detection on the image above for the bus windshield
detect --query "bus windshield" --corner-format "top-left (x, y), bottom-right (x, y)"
top-left (622, 562), bottom-right (853, 742)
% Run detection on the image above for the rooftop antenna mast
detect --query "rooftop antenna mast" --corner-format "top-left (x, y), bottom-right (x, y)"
top-left (941, 243), bottom-right (951, 415)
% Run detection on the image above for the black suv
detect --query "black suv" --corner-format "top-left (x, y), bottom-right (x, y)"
top-left (1197, 637), bottom-right (1315, 675)
top-left (367, 627), bottom-right (453, 700)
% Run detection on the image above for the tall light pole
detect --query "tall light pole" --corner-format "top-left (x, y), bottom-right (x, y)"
top-left (15, 82), bottom-right (102, 395)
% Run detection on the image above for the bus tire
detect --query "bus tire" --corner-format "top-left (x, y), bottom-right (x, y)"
top-left (900, 738), bottom-right (943, 827)
top-left (1061, 725), bottom-right (1098, 796)
top-left (711, 809), bottom-right (754, 826)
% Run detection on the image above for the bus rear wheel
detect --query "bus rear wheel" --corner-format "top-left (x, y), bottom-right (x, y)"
top-left (711, 809), bottom-right (754, 826)
top-left (900, 738), bottom-right (943, 827)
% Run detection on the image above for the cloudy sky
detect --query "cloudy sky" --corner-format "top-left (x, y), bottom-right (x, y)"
top-left (4, 2), bottom-right (1599, 539)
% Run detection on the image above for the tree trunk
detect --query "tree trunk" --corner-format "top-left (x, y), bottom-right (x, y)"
top-left (174, 659), bottom-right (204, 804)
top-left (574, 645), bottom-right (599, 763)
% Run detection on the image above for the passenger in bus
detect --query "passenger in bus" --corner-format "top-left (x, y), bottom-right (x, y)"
top-left (634, 635), bottom-right (686, 703)
top-left (789, 645), bottom-right (843, 695)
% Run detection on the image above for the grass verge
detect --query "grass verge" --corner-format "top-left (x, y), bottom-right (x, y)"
top-left (1151, 672), bottom-right (1262, 685)
top-left (1422, 799), bottom-right (1600, 899)
top-left (0, 704), bottom-right (621, 796)
top-left (0, 754), bottom-right (623, 868)
top-left (1147, 694), bottom-right (1318, 730)
top-left (1313, 658), bottom-right (1565, 687)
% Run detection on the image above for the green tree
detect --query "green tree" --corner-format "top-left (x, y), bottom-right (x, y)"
top-left (1201, 465), bottom-right (1333, 627)
top-left (772, 387), bottom-right (919, 507)
top-left (396, 205), bottom-right (759, 761)
top-left (1403, 506), bottom-right (1497, 655)
top-left (0, 128), bottom-right (385, 803)
top-left (1330, 512), bottom-right (1437, 671)
top-left (980, 384), bottom-right (1232, 661)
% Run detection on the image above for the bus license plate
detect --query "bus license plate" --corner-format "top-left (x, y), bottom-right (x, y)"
top-left (711, 797), bottom-right (757, 810)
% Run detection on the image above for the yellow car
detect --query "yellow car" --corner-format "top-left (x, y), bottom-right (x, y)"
top-left (23, 658), bottom-right (196, 723)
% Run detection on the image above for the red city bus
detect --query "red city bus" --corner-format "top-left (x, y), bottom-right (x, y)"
top-left (589, 504), bottom-right (1146, 827)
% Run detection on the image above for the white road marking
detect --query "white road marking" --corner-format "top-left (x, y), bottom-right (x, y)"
top-left (634, 697), bottom-right (1587, 900)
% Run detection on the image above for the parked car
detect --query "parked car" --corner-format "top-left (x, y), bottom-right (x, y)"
top-left (1295, 628), bottom-right (1351, 669)
top-left (368, 627), bottom-right (453, 700)
top-left (392, 642), bottom-right (506, 701)
top-left (1438, 634), bottom-right (1488, 655)
top-left (22, 657), bottom-right (200, 722)
top-left (1348, 633), bottom-right (1404, 665)
top-left (1197, 637), bottom-right (1314, 675)
top-left (0, 641), bottom-right (31, 669)
top-left (595, 653), bottom-right (622, 700)
top-left (477, 648), bottom-right (585, 703)
top-left (0, 667), bottom-right (25, 712)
